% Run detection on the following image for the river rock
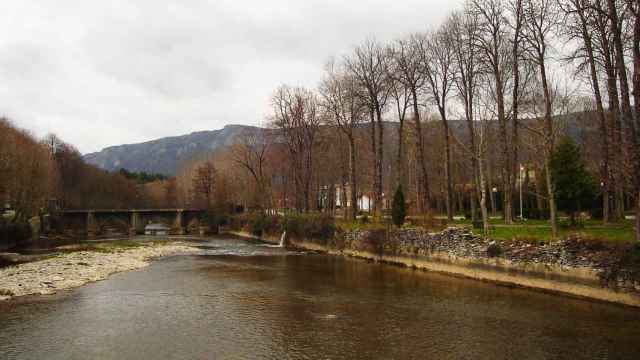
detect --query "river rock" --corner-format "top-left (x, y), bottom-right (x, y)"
top-left (0, 242), bottom-right (196, 301)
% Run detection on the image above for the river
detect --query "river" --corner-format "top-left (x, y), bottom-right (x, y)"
top-left (1, 236), bottom-right (639, 359)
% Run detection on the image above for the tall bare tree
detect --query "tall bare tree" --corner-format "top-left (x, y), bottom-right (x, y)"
top-left (521, 0), bottom-right (562, 237)
top-left (230, 129), bottom-right (273, 210)
top-left (561, 0), bottom-right (612, 223)
top-left (271, 85), bottom-right (321, 212)
top-left (191, 161), bottom-right (217, 210)
top-left (345, 39), bottom-right (390, 218)
top-left (389, 35), bottom-right (432, 213)
top-left (628, 0), bottom-right (640, 240)
top-left (450, 8), bottom-right (482, 222)
top-left (422, 25), bottom-right (457, 220)
top-left (387, 55), bottom-right (412, 191)
top-left (470, 0), bottom-right (515, 224)
top-left (320, 60), bottom-right (367, 220)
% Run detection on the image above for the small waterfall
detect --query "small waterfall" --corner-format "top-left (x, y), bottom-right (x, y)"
top-left (279, 231), bottom-right (287, 247)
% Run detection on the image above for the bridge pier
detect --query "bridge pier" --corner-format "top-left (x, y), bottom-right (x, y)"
top-left (174, 210), bottom-right (185, 235)
top-left (87, 211), bottom-right (98, 239)
top-left (129, 211), bottom-right (140, 236)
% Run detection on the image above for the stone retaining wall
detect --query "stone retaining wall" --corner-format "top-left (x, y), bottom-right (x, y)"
top-left (287, 227), bottom-right (640, 307)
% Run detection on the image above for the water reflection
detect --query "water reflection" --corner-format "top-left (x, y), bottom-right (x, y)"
top-left (1, 236), bottom-right (639, 359)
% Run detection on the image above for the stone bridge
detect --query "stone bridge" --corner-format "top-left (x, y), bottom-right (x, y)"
top-left (58, 209), bottom-right (206, 238)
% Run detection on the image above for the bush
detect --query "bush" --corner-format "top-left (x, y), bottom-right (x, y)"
top-left (229, 212), bottom-right (336, 242)
top-left (0, 221), bottom-right (32, 246)
top-left (283, 213), bottom-right (336, 241)
top-left (249, 213), bottom-right (280, 237)
top-left (391, 185), bottom-right (407, 227)
top-left (359, 214), bottom-right (370, 224)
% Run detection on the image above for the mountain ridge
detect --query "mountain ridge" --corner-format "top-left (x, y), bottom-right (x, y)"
top-left (83, 124), bottom-right (261, 176)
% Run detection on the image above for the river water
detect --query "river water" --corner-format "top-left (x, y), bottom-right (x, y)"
top-left (1, 236), bottom-right (639, 359)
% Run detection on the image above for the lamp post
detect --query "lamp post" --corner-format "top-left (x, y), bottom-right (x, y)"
top-left (519, 165), bottom-right (524, 220)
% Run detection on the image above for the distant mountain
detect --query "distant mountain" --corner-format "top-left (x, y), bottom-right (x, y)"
top-left (83, 125), bottom-right (260, 176)
top-left (84, 113), bottom-right (595, 177)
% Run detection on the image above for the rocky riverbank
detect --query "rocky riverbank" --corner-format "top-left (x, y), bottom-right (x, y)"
top-left (0, 242), bottom-right (196, 301)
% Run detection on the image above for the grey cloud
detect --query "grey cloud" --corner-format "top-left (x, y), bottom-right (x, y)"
top-left (0, 0), bottom-right (458, 153)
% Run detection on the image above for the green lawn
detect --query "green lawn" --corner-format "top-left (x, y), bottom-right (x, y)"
top-left (454, 219), bottom-right (637, 244)
top-left (340, 215), bottom-right (637, 244)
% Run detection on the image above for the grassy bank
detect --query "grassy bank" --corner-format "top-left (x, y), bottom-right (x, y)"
top-left (229, 212), bottom-right (637, 244)
top-left (450, 218), bottom-right (636, 244)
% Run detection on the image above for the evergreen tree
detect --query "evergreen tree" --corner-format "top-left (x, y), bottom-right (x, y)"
top-left (550, 137), bottom-right (597, 223)
top-left (391, 185), bottom-right (406, 227)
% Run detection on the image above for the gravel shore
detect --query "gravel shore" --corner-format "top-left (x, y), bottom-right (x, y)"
top-left (0, 242), bottom-right (196, 301)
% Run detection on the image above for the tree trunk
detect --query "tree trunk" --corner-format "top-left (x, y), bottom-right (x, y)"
top-left (633, 5), bottom-right (640, 241)
top-left (487, 153), bottom-right (497, 216)
top-left (396, 115), bottom-right (405, 190)
top-left (539, 59), bottom-right (558, 238)
top-left (608, 0), bottom-right (638, 224)
top-left (369, 110), bottom-right (377, 216)
top-left (376, 105), bottom-right (384, 218)
top-left (544, 156), bottom-right (558, 238)
top-left (576, 1), bottom-right (610, 223)
top-left (511, 0), bottom-right (523, 221)
top-left (348, 135), bottom-right (358, 221)
top-left (411, 89), bottom-right (430, 213)
top-left (441, 109), bottom-right (453, 220)
top-left (479, 155), bottom-right (490, 235)
top-left (496, 70), bottom-right (512, 224)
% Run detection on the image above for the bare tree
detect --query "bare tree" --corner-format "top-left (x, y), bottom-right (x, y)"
top-left (230, 129), bottom-right (273, 210)
top-left (628, 0), bottom-right (640, 240)
top-left (561, 0), bottom-right (612, 223)
top-left (320, 60), bottom-right (367, 220)
top-left (521, 0), bottom-right (562, 237)
top-left (389, 35), bottom-right (432, 214)
top-left (508, 0), bottom-right (526, 214)
top-left (387, 60), bottom-right (411, 192)
top-left (191, 161), bottom-right (217, 210)
top-left (422, 25), bottom-right (457, 220)
top-left (470, 0), bottom-right (516, 224)
top-left (590, 0), bottom-right (625, 220)
top-left (450, 8), bottom-right (482, 222)
top-left (344, 39), bottom-right (390, 218)
top-left (271, 85), bottom-right (321, 212)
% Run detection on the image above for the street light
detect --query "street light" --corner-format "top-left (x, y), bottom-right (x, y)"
top-left (519, 165), bottom-right (525, 220)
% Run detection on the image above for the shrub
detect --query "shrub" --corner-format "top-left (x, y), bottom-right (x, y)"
top-left (391, 185), bottom-right (406, 227)
top-left (229, 212), bottom-right (336, 242)
top-left (359, 214), bottom-right (370, 224)
top-left (283, 213), bottom-right (336, 241)
top-left (248, 213), bottom-right (280, 237)
top-left (0, 221), bottom-right (32, 245)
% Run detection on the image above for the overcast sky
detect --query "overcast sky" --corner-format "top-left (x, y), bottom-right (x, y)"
top-left (0, 0), bottom-right (459, 154)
